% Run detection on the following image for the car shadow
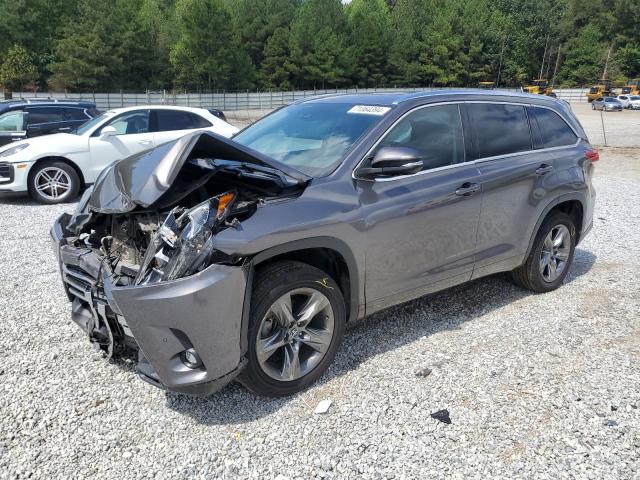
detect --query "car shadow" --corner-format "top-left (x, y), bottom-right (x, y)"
top-left (165, 248), bottom-right (597, 425)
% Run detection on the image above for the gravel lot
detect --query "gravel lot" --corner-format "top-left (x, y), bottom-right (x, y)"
top-left (1, 119), bottom-right (639, 478)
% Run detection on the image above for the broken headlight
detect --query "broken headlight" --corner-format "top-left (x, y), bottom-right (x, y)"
top-left (135, 192), bottom-right (235, 285)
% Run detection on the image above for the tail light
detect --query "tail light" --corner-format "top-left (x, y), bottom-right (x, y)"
top-left (585, 149), bottom-right (599, 162)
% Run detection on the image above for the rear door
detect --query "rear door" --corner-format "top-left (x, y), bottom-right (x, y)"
top-left (60, 107), bottom-right (92, 132)
top-left (151, 109), bottom-right (212, 145)
top-left (360, 103), bottom-right (483, 312)
top-left (466, 102), bottom-right (557, 278)
top-left (25, 106), bottom-right (68, 137)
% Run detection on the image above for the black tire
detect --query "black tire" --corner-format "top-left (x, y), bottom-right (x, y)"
top-left (28, 160), bottom-right (80, 204)
top-left (239, 261), bottom-right (346, 396)
top-left (511, 211), bottom-right (576, 293)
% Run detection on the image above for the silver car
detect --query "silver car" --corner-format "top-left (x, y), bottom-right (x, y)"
top-left (592, 97), bottom-right (624, 111)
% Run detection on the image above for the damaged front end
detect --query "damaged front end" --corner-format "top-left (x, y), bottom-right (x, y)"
top-left (51, 131), bottom-right (308, 395)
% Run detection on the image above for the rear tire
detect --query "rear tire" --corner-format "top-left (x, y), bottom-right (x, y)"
top-left (239, 261), bottom-right (346, 396)
top-left (511, 211), bottom-right (576, 293)
top-left (28, 160), bottom-right (80, 204)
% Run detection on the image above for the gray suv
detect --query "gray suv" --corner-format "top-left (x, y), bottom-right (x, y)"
top-left (51, 90), bottom-right (596, 396)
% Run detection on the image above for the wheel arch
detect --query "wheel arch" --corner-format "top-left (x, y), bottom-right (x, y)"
top-left (240, 237), bottom-right (361, 356)
top-left (28, 156), bottom-right (86, 188)
top-left (525, 194), bottom-right (586, 258)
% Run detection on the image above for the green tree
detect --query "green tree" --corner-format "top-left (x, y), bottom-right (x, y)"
top-left (559, 24), bottom-right (609, 85)
top-left (48, 0), bottom-right (159, 91)
top-left (288, 0), bottom-right (350, 89)
top-left (170, 0), bottom-right (254, 90)
top-left (260, 27), bottom-right (295, 89)
top-left (0, 0), bottom-right (78, 88)
top-left (388, 0), bottom-right (437, 85)
top-left (346, 0), bottom-right (392, 87)
top-left (229, 0), bottom-right (299, 73)
top-left (615, 43), bottom-right (640, 78)
top-left (0, 44), bottom-right (38, 93)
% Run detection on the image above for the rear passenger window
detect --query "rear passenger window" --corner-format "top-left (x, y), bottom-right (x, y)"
top-left (531, 108), bottom-right (578, 148)
top-left (467, 103), bottom-right (532, 158)
top-left (62, 107), bottom-right (90, 121)
top-left (379, 104), bottom-right (464, 171)
top-left (154, 110), bottom-right (211, 132)
top-left (25, 107), bottom-right (65, 125)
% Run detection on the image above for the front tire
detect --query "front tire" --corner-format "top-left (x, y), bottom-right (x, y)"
top-left (28, 160), bottom-right (80, 204)
top-left (511, 211), bottom-right (576, 293)
top-left (239, 261), bottom-right (346, 396)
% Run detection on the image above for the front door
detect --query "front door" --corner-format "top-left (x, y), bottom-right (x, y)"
top-left (0, 110), bottom-right (27, 147)
top-left (359, 104), bottom-right (482, 312)
top-left (87, 110), bottom-right (154, 181)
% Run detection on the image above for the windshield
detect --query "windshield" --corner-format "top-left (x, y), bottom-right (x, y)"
top-left (605, 98), bottom-right (619, 102)
top-left (232, 102), bottom-right (390, 176)
top-left (73, 113), bottom-right (109, 135)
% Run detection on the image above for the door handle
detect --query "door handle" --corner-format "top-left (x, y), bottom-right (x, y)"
top-left (535, 164), bottom-right (554, 175)
top-left (138, 140), bottom-right (152, 146)
top-left (455, 182), bottom-right (480, 196)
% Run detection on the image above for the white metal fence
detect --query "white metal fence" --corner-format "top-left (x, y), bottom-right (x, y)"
top-left (5, 87), bottom-right (593, 111)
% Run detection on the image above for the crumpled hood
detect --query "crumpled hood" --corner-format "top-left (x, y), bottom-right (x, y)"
top-left (88, 130), bottom-right (310, 214)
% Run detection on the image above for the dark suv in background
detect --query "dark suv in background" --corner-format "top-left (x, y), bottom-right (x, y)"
top-left (51, 90), bottom-right (596, 397)
top-left (0, 99), bottom-right (99, 147)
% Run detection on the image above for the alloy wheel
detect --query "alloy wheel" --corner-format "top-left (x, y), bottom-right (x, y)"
top-left (34, 167), bottom-right (71, 200)
top-left (256, 287), bottom-right (334, 382)
top-left (539, 224), bottom-right (571, 282)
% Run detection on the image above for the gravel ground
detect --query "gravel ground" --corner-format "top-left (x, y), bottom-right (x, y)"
top-left (1, 146), bottom-right (639, 476)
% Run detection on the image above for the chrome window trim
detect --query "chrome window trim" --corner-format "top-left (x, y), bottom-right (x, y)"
top-left (353, 100), bottom-right (581, 183)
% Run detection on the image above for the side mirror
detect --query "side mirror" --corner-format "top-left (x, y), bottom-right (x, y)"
top-left (357, 146), bottom-right (423, 179)
top-left (100, 126), bottom-right (117, 139)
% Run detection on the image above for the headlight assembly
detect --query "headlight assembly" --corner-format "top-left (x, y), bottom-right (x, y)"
top-left (0, 143), bottom-right (29, 158)
top-left (135, 192), bottom-right (236, 285)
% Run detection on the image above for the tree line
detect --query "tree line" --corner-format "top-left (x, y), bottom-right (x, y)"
top-left (0, 0), bottom-right (638, 93)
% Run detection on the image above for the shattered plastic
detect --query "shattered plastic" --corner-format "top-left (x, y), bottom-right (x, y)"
top-left (135, 193), bottom-right (236, 285)
top-left (50, 128), bottom-right (311, 392)
top-left (87, 131), bottom-right (309, 214)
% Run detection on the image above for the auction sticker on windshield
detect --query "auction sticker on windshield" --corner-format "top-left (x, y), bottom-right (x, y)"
top-left (347, 105), bottom-right (391, 115)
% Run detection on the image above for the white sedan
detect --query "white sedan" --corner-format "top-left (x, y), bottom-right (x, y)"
top-left (0, 106), bottom-right (238, 203)
top-left (617, 95), bottom-right (640, 109)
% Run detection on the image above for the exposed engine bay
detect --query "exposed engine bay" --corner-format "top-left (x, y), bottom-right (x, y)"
top-left (65, 133), bottom-right (306, 290)
top-left (54, 131), bottom-right (308, 362)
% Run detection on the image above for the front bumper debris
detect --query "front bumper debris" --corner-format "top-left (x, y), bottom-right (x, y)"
top-left (51, 213), bottom-right (248, 396)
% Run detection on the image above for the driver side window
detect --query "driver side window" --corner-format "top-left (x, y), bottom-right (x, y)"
top-left (0, 111), bottom-right (27, 132)
top-left (379, 104), bottom-right (464, 171)
top-left (101, 110), bottom-right (150, 135)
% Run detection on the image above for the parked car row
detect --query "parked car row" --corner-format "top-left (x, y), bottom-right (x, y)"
top-left (591, 95), bottom-right (640, 111)
top-left (616, 95), bottom-right (640, 109)
top-left (0, 103), bottom-right (237, 203)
